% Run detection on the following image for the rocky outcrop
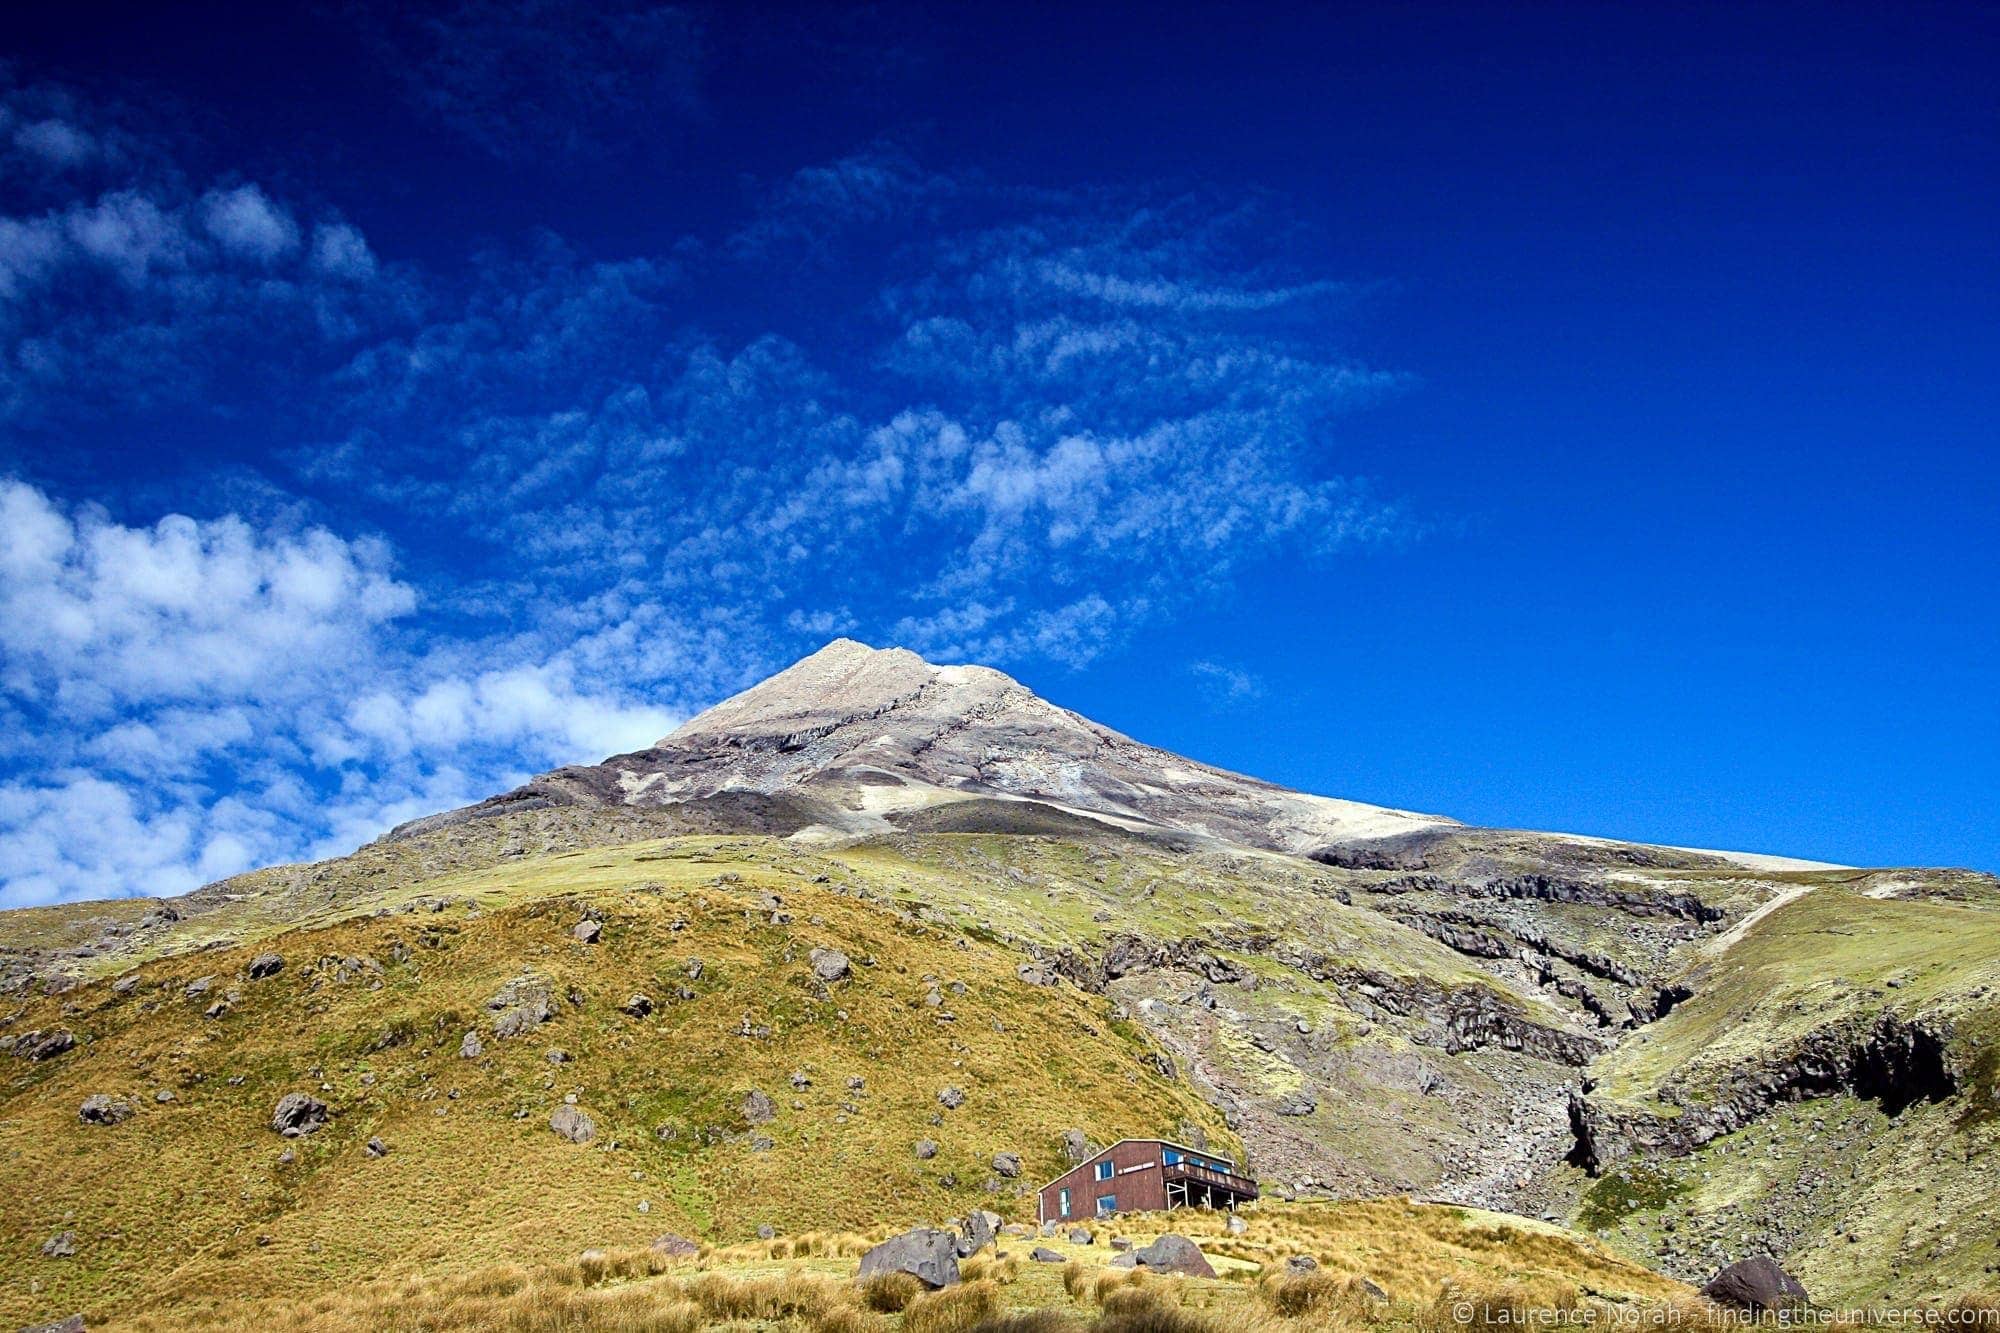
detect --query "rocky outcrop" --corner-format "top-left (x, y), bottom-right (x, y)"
top-left (1569, 1013), bottom-right (1956, 1172)
top-left (1365, 872), bottom-right (1726, 924)
top-left (271, 1093), bottom-right (328, 1137)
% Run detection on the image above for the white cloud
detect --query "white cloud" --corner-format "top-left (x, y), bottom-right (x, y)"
top-left (201, 184), bottom-right (300, 262)
top-left (0, 481), bottom-right (731, 906)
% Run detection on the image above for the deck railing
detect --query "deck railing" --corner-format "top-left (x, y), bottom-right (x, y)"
top-left (1163, 1160), bottom-right (1257, 1195)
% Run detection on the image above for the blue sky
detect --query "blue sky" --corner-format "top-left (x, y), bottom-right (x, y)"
top-left (1, 2), bottom-right (1994, 905)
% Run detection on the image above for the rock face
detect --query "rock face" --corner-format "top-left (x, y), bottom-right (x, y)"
top-left (1701, 1257), bottom-right (1810, 1311)
top-left (270, 1093), bottom-right (328, 1137)
top-left (857, 1227), bottom-right (960, 1289)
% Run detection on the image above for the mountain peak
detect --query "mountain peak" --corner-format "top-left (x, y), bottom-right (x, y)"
top-left (662, 638), bottom-right (1016, 746)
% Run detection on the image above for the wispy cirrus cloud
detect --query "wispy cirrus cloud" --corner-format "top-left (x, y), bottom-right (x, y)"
top-left (0, 79), bottom-right (414, 423)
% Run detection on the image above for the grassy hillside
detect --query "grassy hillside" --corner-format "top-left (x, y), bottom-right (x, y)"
top-left (2, 837), bottom-right (1233, 1326)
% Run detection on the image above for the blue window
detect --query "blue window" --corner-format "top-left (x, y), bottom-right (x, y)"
top-left (1059, 1188), bottom-right (1071, 1218)
top-left (1096, 1194), bottom-right (1117, 1216)
top-left (1164, 1149), bottom-right (1181, 1165)
top-left (1094, 1160), bottom-right (1114, 1181)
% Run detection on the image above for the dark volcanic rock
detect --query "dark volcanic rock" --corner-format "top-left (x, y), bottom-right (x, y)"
top-left (1030, 1246), bottom-right (1066, 1262)
top-left (1125, 1234), bottom-right (1216, 1278)
top-left (270, 1093), bottom-right (328, 1137)
top-left (1701, 1257), bottom-right (1810, 1311)
top-left (79, 1094), bottom-right (133, 1125)
top-left (15, 1028), bottom-right (76, 1061)
top-left (857, 1227), bottom-right (960, 1288)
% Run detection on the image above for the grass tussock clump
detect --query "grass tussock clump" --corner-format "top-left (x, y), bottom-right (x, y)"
top-left (860, 1270), bottom-right (925, 1312)
top-left (903, 1278), bottom-right (1005, 1333)
top-left (685, 1268), bottom-right (852, 1321)
top-left (968, 1312), bottom-right (1082, 1333)
top-left (1258, 1269), bottom-right (1382, 1321)
top-left (963, 1251), bottom-right (1022, 1284)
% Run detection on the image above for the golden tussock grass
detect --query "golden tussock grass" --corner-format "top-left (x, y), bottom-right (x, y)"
top-left (903, 1278), bottom-right (1005, 1333)
top-left (861, 1269), bottom-right (925, 1312)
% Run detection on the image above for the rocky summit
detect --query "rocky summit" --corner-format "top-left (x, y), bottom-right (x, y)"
top-left (4, 639), bottom-right (1999, 1326)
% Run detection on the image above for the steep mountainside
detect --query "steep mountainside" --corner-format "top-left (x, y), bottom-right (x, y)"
top-left (4, 639), bottom-right (1997, 1325)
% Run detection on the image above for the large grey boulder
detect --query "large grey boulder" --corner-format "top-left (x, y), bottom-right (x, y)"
top-left (1030, 1246), bottom-right (1066, 1262)
top-left (992, 1152), bottom-right (1022, 1178)
top-left (247, 952), bottom-right (284, 979)
top-left (79, 1094), bottom-right (133, 1126)
top-left (1125, 1234), bottom-right (1216, 1278)
top-left (651, 1233), bottom-right (700, 1257)
top-left (21, 1315), bottom-right (85, 1333)
top-left (270, 1093), bottom-right (328, 1137)
top-left (549, 1106), bottom-right (596, 1144)
top-left (937, 1086), bottom-right (965, 1109)
top-left (1701, 1257), bottom-right (1810, 1311)
top-left (1061, 1128), bottom-right (1093, 1163)
top-left (915, 1138), bottom-right (939, 1160)
top-left (742, 1089), bottom-right (776, 1124)
top-left (857, 1227), bottom-right (960, 1289)
top-left (809, 947), bottom-right (851, 981)
top-left (955, 1209), bottom-right (1002, 1256)
top-left (1274, 1091), bottom-right (1317, 1116)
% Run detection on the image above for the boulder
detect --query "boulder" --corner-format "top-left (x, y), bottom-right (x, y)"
top-left (185, 975), bottom-right (214, 999)
top-left (1285, 1255), bottom-right (1319, 1275)
top-left (1226, 1214), bottom-right (1248, 1235)
top-left (16, 1029), bottom-right (75, 1061)
top-left (1016, 962), bottom-right (1058, 986)
top-left (1701, 1257), bottom-right (1810, 1311)
top-left (42, 1231), bottom-right (77, 1257)
top-left (1061, 1128), bottom-right (1093, 1163)
top-left (1274, 1092), bottom-right (1317, 1116)
top-left (365, 1136), bottom-right (389, 1157)
top-left (1126, 1234), bottom-right (1216, 1279)
top-left (992, 1152), bottom-right (1022, 1178)
top-left (21, 1316), bottom-right (85, 1333)
top-left (270, 1093), bottom-right (328, 1137)
top-left (757, 1224), bottom-right (777, 1240)
top-left (915, 1138), bottom-right (939, 1160)
top-left (487, 973), bottom-right (555, 1039)
top-left (78, 1094), bottom-right (133, 1126)
top-left (459, 1030), bottom-right (483, 1059)
top-left (1110, 1237), bottom-right (1133, 1251)
top-left (1069, 1229), bottom-right (1092, 1245)
top-left (651, 1233), bottom-right (700, 1257)
top-left (572, 918), bottom-right (602, 944)
top-left (620, 993), bottom-right (654, 1018)
top-left (742, 1089), bottom-right (776, 1124)
top-left (956, 1209), bottom-right (1002, 1256)
top-left (247, 952), bottom-right (284, 979)
top-left (857, 1227), bottom-right (960, 1289)
top-left (809, 947), bottom-right (851, 981)
top-left (1030, 1246), bottom-right (1066, 1262)
top-left (549, 1106), bottom-right (596, 1144)
top-left (937, 1086), bottom-right (965, 1109)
